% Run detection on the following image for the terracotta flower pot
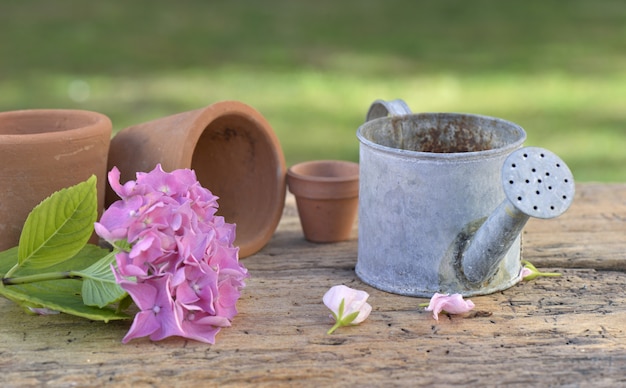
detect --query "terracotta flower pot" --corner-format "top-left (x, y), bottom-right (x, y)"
top-left (287, 160), bottom-right (359, 243)
top-left (0, 109), bottom-right (112, 251)
top-left (107, 101), bottom-right (286, 258)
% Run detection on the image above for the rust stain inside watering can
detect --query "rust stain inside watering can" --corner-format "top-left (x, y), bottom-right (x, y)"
top-left (389, 115), bottom-right (498, 153)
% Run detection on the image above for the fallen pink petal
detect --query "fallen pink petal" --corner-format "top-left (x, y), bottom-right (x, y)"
top-left (323, 285), bottom-right (372, 334)
top-left (520, 266), bottom-right (534, 280)
top-left (520, 260), bottom-right (562, 281)
top-left (425, 293), bottom-right (475, 321)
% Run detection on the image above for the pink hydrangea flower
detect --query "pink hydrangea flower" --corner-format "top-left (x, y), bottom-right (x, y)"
top-left (323, 285), bottom-right (372, 334)
top-left (425, 293), bottom-right (475, 321)
top-left (96, 164), bottom-right (248, 344)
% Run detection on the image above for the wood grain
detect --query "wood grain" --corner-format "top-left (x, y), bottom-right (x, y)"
top-left (1, 184), bottom-right (625, 387)
top-left (525, 183), bottom-right (626, 270)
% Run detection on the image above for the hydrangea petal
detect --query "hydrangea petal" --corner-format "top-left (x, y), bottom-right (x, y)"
top-left (425, 293), bottom-right (475, 320)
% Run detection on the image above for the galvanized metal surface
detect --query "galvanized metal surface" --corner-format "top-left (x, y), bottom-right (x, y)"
top-left (502, 147), bottom-right (575, 219)
top-left (365, 99), bottom-right (411, 121)
top-left (461, 147), bottom-right (575, 284)
top-left (356, 100), bottom-right (527, 297)
top-left (356, 100), bottom-right (576, 297)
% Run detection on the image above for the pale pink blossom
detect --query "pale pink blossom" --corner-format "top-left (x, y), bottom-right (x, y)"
top-left (425, 293), bottom-right (475, 321)
top-left (520, 266), bottom-right (533, 280)
top-left (323, 285), bottom-right (372, 334)
top-left (520, 260), bottom-right (561, 281)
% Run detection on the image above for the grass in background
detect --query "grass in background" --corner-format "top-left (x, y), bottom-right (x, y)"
top-left (1, 0), bottom-right (624, 181)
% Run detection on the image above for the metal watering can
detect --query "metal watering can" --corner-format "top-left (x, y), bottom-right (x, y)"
top-left (355, 99), bottom-right (575, 297)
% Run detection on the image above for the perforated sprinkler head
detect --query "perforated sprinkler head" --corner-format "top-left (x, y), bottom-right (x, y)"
top-left (502, 147), bottom-right (575, 219)
top-left (462, 147), bottom-right (575, 284)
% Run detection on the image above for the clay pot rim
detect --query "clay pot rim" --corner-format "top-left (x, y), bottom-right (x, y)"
top-left (287, 160), bottom-right (359, 200)
top-left (178, 101), bottom-right (283, 167)
top-left (287, 160), bottom-right (359, 183)
top-left (194, 101), bottom-right (286, 258)
top-left (107, 100), bottom-right (286, 258)
top-left (222, 102), bottom-right (286, 257)
top-left (0, 109), bottom-right (112, 143)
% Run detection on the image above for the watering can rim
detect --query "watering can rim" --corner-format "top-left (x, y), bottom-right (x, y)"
top-left (356, 111), bottom-right (527, 161)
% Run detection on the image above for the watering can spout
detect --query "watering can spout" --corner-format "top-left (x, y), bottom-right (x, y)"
top-left (461, 201), bottom-right (530, 284)
top-left (461, 147), bottom-right (575, 284)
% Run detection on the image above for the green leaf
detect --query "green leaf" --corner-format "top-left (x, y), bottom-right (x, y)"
top-left (341, 311), bottom-right (360, 326)
top-left (75, 251), bottom-right (126, 308)
top-left (0, 247), bottom-right (19, 276)
top-left (0, 276), bottom-right (129, 322)
top-left (0, 244), bottom-right (130, 321)
top-left (116, 294), bottom-right (133, 314)
top-left (16, 175), bottom-right (97, 271)
top-left (5, 244), bottom-right (107, 278)
top-left (338, 298), bottom-right (345, 319)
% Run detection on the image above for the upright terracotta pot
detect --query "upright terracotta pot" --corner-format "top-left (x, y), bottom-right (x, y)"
top-left (287, 160), bottom-right (359, 243)
top-left (0, 109), bottom-right (112, 251)
top-left (107, 101), bottom-right (286, 258)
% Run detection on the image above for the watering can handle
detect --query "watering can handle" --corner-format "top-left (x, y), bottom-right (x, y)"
top-left (365, 99), bottom-right (412, 122)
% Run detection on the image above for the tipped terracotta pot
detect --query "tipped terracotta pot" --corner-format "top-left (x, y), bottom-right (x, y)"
top-left (0, 109), bottom-right (112, 251)
top-left (107, 101), bottom-right (286, 258)
top-left (287, 160), bottom-right (359, 243)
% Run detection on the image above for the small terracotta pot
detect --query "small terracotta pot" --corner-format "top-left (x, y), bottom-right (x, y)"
top-left (107, 101), bottom-right (286, 258)
top-left (287, 160), bottom-right (359, 243)
top-left (0, 109), bottom-right (112, 251)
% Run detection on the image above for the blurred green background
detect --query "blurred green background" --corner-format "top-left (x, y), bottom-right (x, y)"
top-left (1, 0), bottom-right (624, 181)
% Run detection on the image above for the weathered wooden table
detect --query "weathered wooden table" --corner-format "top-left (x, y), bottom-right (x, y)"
top-left (1, 184), bottom-right (625, 387)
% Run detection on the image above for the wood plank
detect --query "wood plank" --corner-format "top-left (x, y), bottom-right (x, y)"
top-left (1, 184), bottom-right (625, 387)
top-left (524, 184), bottom-right (626, 270)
